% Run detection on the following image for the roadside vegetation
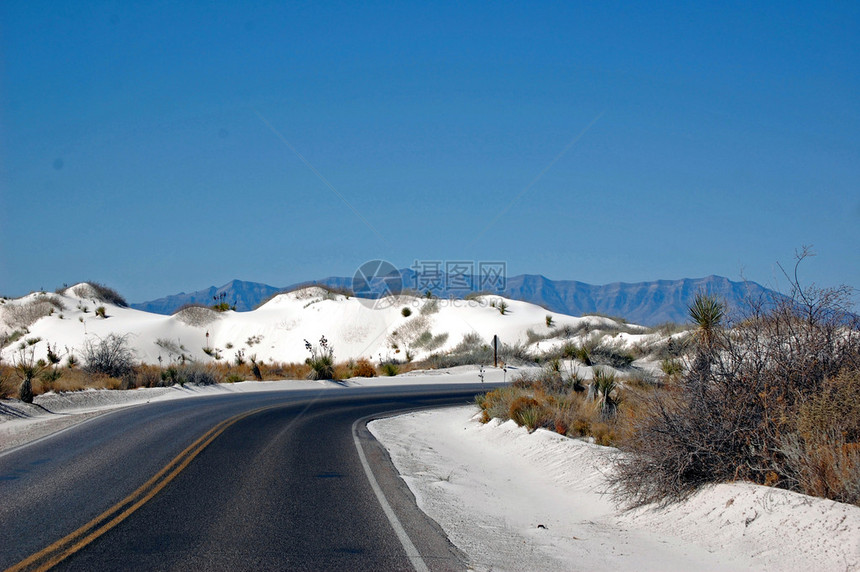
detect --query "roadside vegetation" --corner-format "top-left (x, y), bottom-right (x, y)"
top-left (476, 250), bottom-right (860, 508)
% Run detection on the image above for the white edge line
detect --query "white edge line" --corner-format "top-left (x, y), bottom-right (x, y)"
top-left (352, 416), bottom-right (431, 572)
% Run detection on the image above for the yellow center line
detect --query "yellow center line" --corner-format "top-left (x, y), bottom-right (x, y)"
top-left (6, 405), bottom-right (276, 572)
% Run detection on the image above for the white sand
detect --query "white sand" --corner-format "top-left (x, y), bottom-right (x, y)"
top-left (369, 406), bottom-right (860, 572)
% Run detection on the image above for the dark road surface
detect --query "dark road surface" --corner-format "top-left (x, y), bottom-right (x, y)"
top-left (0, 384), bottom-right (497, 571)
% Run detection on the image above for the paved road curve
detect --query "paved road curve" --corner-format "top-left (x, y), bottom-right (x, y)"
top-left (0, 384), bottom-right (496, 571)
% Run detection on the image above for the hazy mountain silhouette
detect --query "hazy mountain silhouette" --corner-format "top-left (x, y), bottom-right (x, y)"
top-left (131, 272), bottom-right (776, 326)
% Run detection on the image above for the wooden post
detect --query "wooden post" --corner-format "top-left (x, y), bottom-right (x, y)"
top-left (493, 335), bottom-right (498, 368)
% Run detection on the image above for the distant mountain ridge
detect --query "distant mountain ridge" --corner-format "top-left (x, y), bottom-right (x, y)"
top-left (131, 273), bottom-right (777, 327)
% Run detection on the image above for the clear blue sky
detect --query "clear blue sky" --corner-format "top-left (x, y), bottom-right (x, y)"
top-left (1, 1), bottom-right (857, 302)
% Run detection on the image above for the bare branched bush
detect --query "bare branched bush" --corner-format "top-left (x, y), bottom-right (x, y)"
top-left (83, 334), bottom-right (136, 378)
top-left (610, 250), bottom-right (860, 508)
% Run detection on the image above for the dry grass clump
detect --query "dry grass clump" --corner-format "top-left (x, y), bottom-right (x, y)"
top-left (476, 366), bottom-right (638, 446)
top-left (351, 358), bottom-right (377, 378)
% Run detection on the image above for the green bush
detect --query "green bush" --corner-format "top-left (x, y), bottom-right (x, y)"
top-left (380, 362), bottom-right (400, 376)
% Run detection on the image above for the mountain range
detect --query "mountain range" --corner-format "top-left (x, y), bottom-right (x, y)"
top-left (130, 272), bottom-right (777, 327)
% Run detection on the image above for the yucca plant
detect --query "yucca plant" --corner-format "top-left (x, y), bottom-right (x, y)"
top-left (305, 336), bottom-right (335, 380)
top-left (594, 368), bottom-right (621, 421)
top-left (13, 347), bottom-right (45, 403)
top-left (688, 293), bottom-right (725, 351)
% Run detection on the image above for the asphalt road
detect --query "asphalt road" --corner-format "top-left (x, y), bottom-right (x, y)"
top-left (0, 384), bottom-right (497, 571)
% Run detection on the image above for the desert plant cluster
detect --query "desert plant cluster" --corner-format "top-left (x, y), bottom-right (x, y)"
top-left (476, 253), bottom-right (860, 508)
top-left (609, 257), bottom-right (859, 507)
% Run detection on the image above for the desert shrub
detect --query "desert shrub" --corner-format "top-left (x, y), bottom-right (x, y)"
top-left (177, 363), bottom-right (220, 385)
top-left (305, 336), bottom-right (335, 380)
top-left (558, 322), bottom-right (589, 338)
top-left (3, 298), bottom-right (62, 329)
top-left (425, 332), bottom-right (492, 368)
top-left (173, 304), bottom-right (221, 327)
top-left (263, 362), bottom-right (311, 380)
top-left (476, 386), bottom-right (523, 422)
top-left (570, 342), bottom-right (594, 366)
top-left (77, 282), bottom-right (128, 307)
top-left (129, 365), bottom-right (163, 388)
top-left (1, 330), bottom-right (26, 350)
top-left (590, 344), bottom-right (635, 369)
top-left (508, 396), bottom-right (546, 430)
top-left (82, 334), bottom-right (136, 378)
top-left (401, 307), bottom-right (412, 317)
top-left (155, 338), bottom-right (182, 358)
top-left (776, 368), bottom-right (860, 504)
top-left (95, 306), bottom-right (107, 318)
top-left (380, 362), bottom-right (400, 376)
top-left (352, 358), bottom-right (377, 378)
top-left (39, 367), bottom-right (63, 392)
top-left (525, 328), bottom-right (544, 344)
top-left (500, 342), bottom-right (534, 365)
top-left (159, 364), bottom-right (218, 386)
top-left (420, 299), bottom-right (440, 315)
top-left (610, 254), bottom-right (860, 508)
top-left (422, 332), bottom-right (448, 352)
top-left (660, 358), bottom-right (684, 378)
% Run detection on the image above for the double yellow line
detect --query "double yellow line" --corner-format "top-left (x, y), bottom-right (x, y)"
top-left (7, 406), bottom-right (273, 572)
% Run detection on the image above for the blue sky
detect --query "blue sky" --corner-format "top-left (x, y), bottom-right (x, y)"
top-left (1, 1), bottom-right (857, 303)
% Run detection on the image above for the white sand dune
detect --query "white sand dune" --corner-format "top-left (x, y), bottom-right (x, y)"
top-left (1, 283), bottom-right (647, 367)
